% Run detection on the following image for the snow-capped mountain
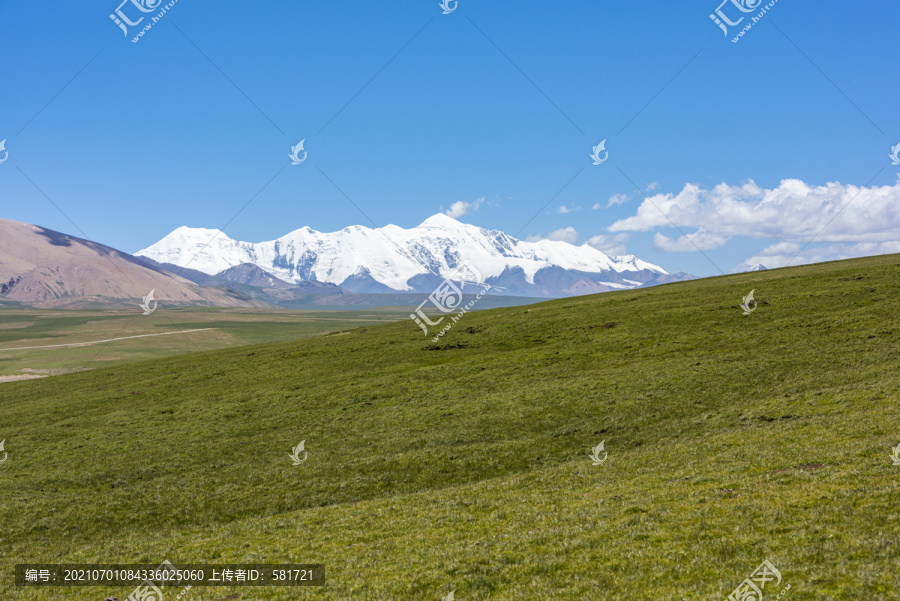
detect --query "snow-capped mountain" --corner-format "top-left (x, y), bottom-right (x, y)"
top-left (136, 214), bottom-right (689, 298)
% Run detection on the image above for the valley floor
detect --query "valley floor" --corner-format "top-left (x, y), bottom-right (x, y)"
top-left (0, 307), bottom-right (411, 378)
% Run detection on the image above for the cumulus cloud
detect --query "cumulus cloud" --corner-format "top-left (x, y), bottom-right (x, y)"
top-left (609, 178), bottom-right (900, 249)
top-left (527, 227), bottom-right (579, 244)
top-left (557, 204), bottom-right (580, 214)
top-left (548, 227), bottom-right (579, 243)
top-left (737, 240), bottom-right (900, 271)
top-left (586, 233), bottom-right (631, 256)
top-left (653, 230), bottom-right (730, 252)
top-left (593, 193), bottom-right (630, 210)
top-left (607, 193), bottom-right (630, 207)
top-left (444, 197), bottom-right (484, 218)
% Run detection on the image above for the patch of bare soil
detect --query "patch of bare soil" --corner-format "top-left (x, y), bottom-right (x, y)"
top-left (0, 374), bottom-right (47, 383)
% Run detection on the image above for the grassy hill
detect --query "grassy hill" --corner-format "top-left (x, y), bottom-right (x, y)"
top-left (1, 254), bottom-right (898, 600)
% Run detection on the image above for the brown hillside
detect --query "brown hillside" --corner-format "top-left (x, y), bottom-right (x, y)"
top-left (0, 218), bottom-right (259, 308)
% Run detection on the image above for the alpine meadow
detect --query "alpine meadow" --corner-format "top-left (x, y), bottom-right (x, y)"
top-left (2, 255), bottom-right (900, 599)
top-left (3, 1), bottom-right (900, 600)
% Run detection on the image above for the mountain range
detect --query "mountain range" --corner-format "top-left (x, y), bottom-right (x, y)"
top-left (0, 215), bottom-right (692, 309)
top-left (0, 217), bottom-right (535, 311)
top-left (137, 214), bottom-right (692, 298)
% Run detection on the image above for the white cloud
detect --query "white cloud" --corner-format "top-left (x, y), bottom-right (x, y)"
top-left (558, 204), bottom-right (581, 214)
top-left (653, 229), bottom-right (729, 252)
top-left (592, 193), bottom-right (630, 210)
top-left (586, 233), bottom-right (631, 256)
top-left (444, 197), bottom-right (484, 218)
top-left (548, 227), bottom-right (579, 243)
top-left (646, 182), bottom-right (659, 191)
top-left (527, 227), bottom-right (579, 244)
top-left (607, 193), bottom-right (630, 207)
top-left (737, 240), bottom-right (900, 271)
top-left (610, 178), bottom-right (900, 250)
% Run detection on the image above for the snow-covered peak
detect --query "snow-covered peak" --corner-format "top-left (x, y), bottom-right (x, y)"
top-left (136, 214), bottom-right (670, 294)
top-left (166, 226), bottom-right (230, 241)
top-left (419, 213), bottom-right (466, 228)
top-left (138, 226), bottom-right (243, 274)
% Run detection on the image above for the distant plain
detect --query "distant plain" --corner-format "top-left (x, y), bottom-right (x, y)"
top-left (0, 307), bottom-right (412, 378)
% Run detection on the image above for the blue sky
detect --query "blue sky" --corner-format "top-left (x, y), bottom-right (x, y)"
top-left (1, 0), bottom-right (898, 277)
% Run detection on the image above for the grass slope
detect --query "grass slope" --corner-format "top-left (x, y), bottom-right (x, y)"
top-left (1, 254), bottom-right (899, 600)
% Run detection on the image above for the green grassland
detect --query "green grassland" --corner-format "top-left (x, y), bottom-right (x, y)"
top-left (1, 254), bottom-right (899, 600)
top-left (0, 307), bottom-right (412, 377)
